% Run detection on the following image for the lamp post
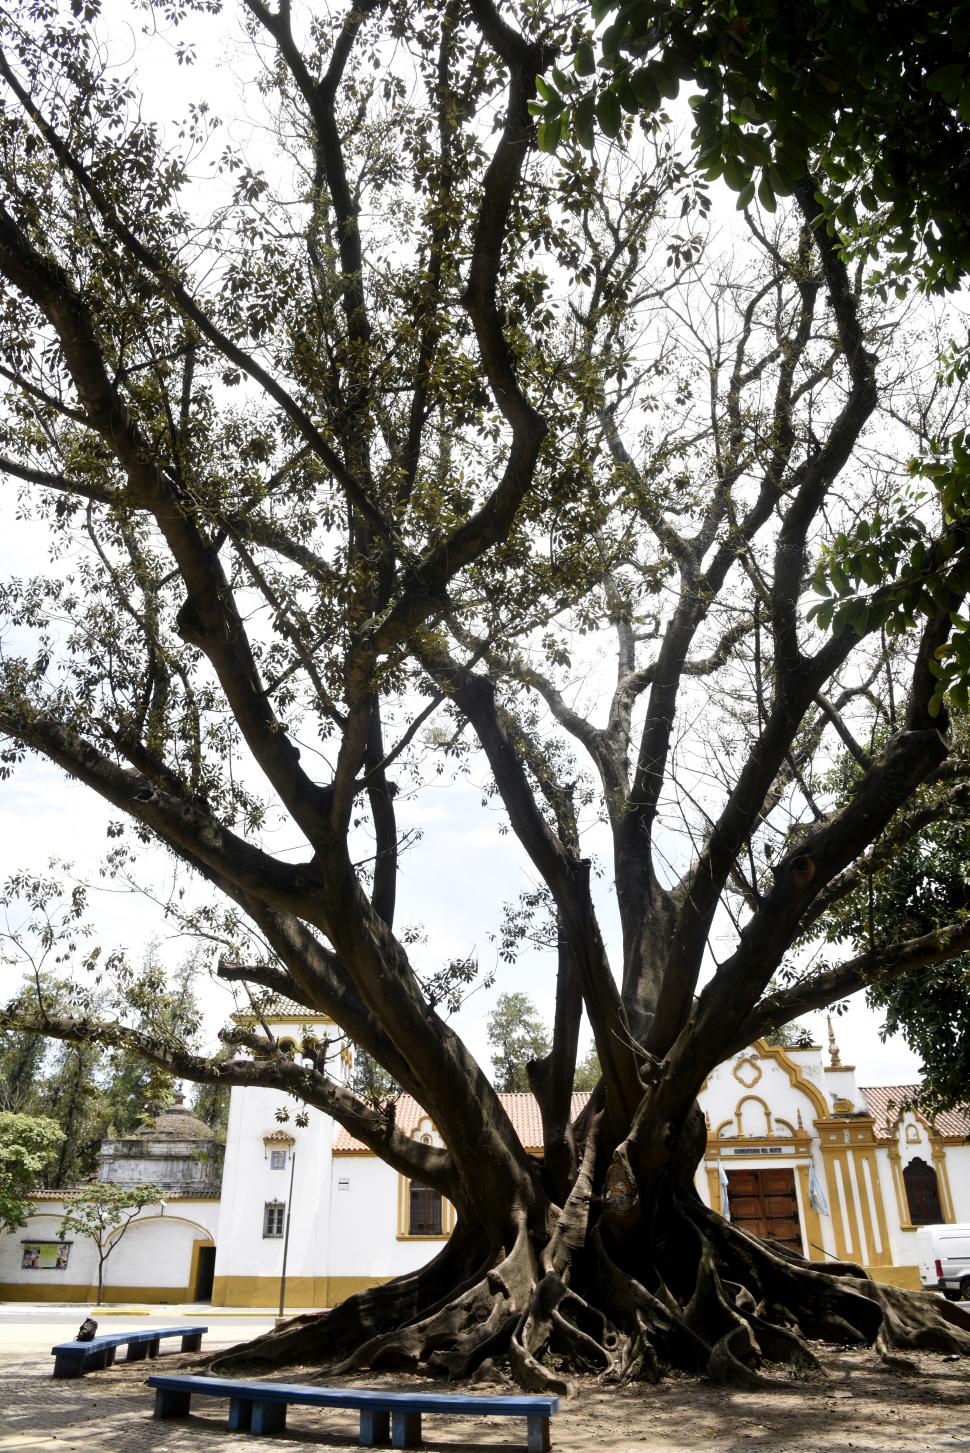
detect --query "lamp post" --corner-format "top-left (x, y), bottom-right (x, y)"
top-left (277, 1144), bottom-right (297, 1323)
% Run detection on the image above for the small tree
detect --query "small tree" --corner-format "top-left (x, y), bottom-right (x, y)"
top-left (487, 993), bottom-right (552, 1092)
top-left (572, 1045), bottom-right (601, 1091)
top-left (0, 1112), bottom-right (63, 1233)
top-left (58, 1182), bottom-right (158, 1305)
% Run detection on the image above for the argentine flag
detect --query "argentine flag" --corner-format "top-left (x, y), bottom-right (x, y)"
top-left (718, 1164), bottom-right (731, 1220)
top-left (809, 1164), bottom-right (829, 1216)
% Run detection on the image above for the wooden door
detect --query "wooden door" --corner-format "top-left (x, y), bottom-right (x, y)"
top-left (726, 1167), bottom-right (802, 1252)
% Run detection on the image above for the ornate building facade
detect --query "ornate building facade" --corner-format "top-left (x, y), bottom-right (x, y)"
top-left (2, 1003), bottom-right (967, 1304)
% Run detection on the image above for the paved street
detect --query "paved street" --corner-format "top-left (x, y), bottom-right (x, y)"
top-left (0, 1304), bottom-right (285, 1452)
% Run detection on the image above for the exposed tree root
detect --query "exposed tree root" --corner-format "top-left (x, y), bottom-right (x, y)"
top-left (209, 1186), bottom-right (970, 1393)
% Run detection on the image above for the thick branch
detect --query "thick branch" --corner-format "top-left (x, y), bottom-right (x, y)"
top-left (0, 1006), bottom-right (456, 1196)
top-left (729, 920), bottom-right (970, 1051)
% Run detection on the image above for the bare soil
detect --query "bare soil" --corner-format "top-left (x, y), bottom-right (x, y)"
top-left (2, 1343), bottom-right (969, 1452)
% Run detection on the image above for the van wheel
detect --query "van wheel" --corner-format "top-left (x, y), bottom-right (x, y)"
top-left (961, 1277), bottom-right (970, 1304)
top-left (943, 1288), bottom-right (960, 1301)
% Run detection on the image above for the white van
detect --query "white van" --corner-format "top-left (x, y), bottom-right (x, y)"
top-left (916, 1223), bottom-right (970, 1300)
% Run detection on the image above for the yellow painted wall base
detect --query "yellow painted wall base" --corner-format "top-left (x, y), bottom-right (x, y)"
top-left (211, 1273), bottom-right (387, 1309)
top-left (864, 1264), bottom-right (921, 1290)
top-left (0, 1282), bottom-right (193, 1303)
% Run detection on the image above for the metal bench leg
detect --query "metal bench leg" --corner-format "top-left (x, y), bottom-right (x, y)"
top-left (52, 1354), bottom-right (84, 1379)
top-left (86, 1349), bottom-right (109, 1371)
top-left (359, 1409), bottom-right (391, 1446)
top-left (105, 1347), bottom-right (116, 1367)
top-left (251, 1401), bottom-right (287, 1435)
top-left (154, 1388), bottom-right (192, 1420)
top-left (228, 1398), bottom-right (254, 1431)
top-left (180, 1332), bottom-right (203, 1352)
top-left (146, 1338), bottom-right (161, 1358)
top-left (391, 1411), bottom-right (421, 1449)
top-left (126, 1342), bottom-right (149, 1361)
top-left (527, 1415), bottom-right (550, 1453)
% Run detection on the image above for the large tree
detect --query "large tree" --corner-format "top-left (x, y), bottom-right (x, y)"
top-left (2, 0), bottom-right (970, 1389)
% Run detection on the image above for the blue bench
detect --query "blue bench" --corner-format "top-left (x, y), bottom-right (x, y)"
top-left (52, 1324), bottom-right (207, 1378)
top-left (148, 1374), bottom-right (558, 1451)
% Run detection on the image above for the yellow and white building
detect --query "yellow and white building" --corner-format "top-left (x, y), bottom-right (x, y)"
top-left (2, 1001), bottom-right (967, 1304)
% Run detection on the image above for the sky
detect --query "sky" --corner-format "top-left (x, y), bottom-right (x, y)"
top-left (0, 0), bottom-right (930, 1091)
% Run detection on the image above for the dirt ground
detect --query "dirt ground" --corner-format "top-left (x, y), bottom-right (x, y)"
top-left (2, 1343), bottom-right (969, 1453)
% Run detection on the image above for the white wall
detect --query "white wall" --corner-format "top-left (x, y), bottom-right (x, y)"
top-left (0, 1197), bottom-right (218, 1293)
top-left (328, 1156), bottom-right (445, 1280)
top-left (214, 1080), bottom-right (333, 1285)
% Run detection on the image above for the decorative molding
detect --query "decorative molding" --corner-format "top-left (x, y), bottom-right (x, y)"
top-left (734, 1093), bottom-right (773, 1137)
top-left (930, 1137), bottom-right (956, 1223)
top-left (731, 1055), bottom-right (763, 1089)
top-left (751, 1039), bottom-right (829, 1118)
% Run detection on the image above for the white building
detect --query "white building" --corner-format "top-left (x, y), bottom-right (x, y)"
top-left (0, 1095), bottom-right (221, 1302)
top-left (2, 999), bottom-right (968, 1304)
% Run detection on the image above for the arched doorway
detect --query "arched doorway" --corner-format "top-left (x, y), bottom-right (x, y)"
top-left (903, 1156), bottom-right (944, 1224)
top-left (194, 1245), bottom-right (217, 1301)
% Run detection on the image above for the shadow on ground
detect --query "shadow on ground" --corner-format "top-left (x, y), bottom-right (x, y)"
top-left (1, 1345), bottom-right (968, 1452)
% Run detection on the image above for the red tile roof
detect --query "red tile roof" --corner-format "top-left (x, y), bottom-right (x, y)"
top-left (333, 1091), bottom-right (592, 1153)
top-left (861, 1084), bottom-right (970, 1140)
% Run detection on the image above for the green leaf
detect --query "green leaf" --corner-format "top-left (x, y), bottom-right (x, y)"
top-left (949, 680), bottom-right (970, 713)
top-left (723, 154), bottom-right (747, 192)
top-left (758, 172), bottom-right (776, 212)
top-left (596, 89), bottom-right (623, 139)
top-left (631, 67), bottom-right (662, 111)
top-left (536, 117), bottom-right (562, 153)
top-left (573, 92), bottom-right (596, 150)
top-left (575, 43), bottom-right (596, 77)
top-left (926, 64), bottom-right (965, 102)
top-left (830, 562), bottom-right (850, 595)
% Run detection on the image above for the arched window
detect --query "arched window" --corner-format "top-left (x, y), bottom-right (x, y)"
top-left (408, 1182), bottom-right (442, 1236)
top-left (903, 1156), bottom-right (944, 1225)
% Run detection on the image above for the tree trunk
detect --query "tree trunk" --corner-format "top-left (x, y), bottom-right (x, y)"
top-left (212, 1104), bottom-right (970, 1389)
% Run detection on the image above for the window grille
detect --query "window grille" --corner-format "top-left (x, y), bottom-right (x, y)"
top-left (408, 1182), bottom-right (442, 1236)
top-left (263, 1201), bottom-right (286, 1238)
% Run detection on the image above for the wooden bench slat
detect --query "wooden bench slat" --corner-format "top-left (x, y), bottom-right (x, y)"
top-left (52, 1325), bottom-right (207, 1378)
top-left (148, 1373), bottom-right (557, 1449)
top-left (146, 1373), bottom-right (556, 1416)
top-left (52, 1323), bottom-right (206, 1354)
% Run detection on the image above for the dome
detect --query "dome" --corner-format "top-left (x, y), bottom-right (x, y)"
top-left (97, 1090), bottom-right (222, 1195)
top-left (130, 1091), bottom-right (216, 1144)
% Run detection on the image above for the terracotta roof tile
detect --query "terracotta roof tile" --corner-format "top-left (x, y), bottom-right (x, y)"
top-left (861, 1084), bottom-right (970, 1140)
top-left (232, 993), bottom-right (333, 1024)
top-left (333, 1091), bottom-right (592, 1154)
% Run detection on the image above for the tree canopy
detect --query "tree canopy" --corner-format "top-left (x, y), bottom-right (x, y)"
top-left (1, 0), bottom-right (970, 1388)
top-left (0, 1110), bottom-right (64, 1232)
top-left (815, 718), bottom-right (970, 1115)
top-left (542, 1), bottom-right (970, 292)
